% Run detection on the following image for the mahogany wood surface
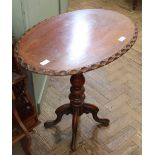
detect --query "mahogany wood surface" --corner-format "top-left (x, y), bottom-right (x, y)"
top-left (14, 9), bottom-right (138, 151)
top-left (15, 9), bottom-right (137, 76)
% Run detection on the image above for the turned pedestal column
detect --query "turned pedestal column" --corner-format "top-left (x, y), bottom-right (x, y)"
top-left (44, 73), bottom-right (109, 150)
top-left (15, 9), bottom-right (138, 151)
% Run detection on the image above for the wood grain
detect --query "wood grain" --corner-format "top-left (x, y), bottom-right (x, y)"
top-left (13, 0), bottom-right (141, 154)
top-left (15, 9), bottom-right (137, 76)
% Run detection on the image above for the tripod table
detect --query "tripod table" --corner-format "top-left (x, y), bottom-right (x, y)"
top-left (15, 9), bottom-right (138, 151)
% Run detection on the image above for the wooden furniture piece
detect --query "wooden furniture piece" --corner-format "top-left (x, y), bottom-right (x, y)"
top-left (13, 91), bottom-right (33, 155)
top-left (12, 71), bottom-right (40, 154)
top-left (13, 0), bottom-right (69, 113)
top-left (14, 9), bottom-right (138, 151)
top-left (12, 72), bottom-right (40, 131)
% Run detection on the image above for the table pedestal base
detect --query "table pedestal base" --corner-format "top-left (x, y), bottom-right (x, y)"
top-left (44, 73), bottom-right (110, 151)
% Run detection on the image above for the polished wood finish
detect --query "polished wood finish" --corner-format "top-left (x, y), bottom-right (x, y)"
top-left (15, 9), bottom-right (137, 151)
top-left (44, 73), bottom-right (109, 150)
top-left (15, 9), bottom-right (137, 76)
top-left (13, 1), bottom-right (141, 154)
top-left (13, 40), bottom-right (40, 131)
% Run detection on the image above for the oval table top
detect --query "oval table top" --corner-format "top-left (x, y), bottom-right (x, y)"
top-left (15, 9), bottom-right (138, 76)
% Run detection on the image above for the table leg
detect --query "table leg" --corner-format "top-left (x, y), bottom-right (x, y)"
top-left (69, 73), bottom-right (85, 150)
top-left (44, 73), bottom-right (110, 151)
top-left (83, 103), bottom-right (109, 126)
top-left (71, 108), bottom-right (79, 151)
top-left (44, 104), bottom-right (71, 128)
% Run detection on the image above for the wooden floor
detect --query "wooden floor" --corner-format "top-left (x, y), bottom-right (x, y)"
top-left (13, 0), bottom-right (142, 154)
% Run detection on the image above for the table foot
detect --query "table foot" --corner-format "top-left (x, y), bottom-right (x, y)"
top-left (71, 108), bottom-right (79, 151)
top-left (44, 104), bottom-right (71, 128)
top-left (44, 73), bottom-right (110, 151)
top-left (83, 103), bottom-right (110, 126)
